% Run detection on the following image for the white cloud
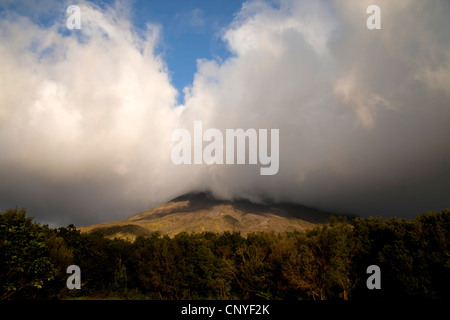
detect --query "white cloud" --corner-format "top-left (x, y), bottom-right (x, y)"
top-left (0, 1), bottom-right (187, 225)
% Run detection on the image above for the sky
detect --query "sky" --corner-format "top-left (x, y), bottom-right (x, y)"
top-left (0, 0), bottom-right (449, 227)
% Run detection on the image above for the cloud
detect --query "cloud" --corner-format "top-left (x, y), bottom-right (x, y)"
top-left (183, 8), bottom-right (205, 27)
top-left (0, 0), bottom-right (449, 226)
top-left (179, 0), bottom-right (450, 216)
top-left (171, 8), bottom-right (206, 35)
top-left (0, 1), bottom-right (189, 226)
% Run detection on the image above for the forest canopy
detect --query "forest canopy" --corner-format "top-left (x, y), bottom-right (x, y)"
top-left (1, 207), bottom-right (449, 300)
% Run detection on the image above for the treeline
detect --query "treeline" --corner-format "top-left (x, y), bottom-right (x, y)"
top-left (1, 207), bottom-right (449, 300)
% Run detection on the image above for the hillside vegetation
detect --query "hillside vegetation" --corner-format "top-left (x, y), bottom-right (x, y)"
top-left (1, 207), bottom-right (449, 300)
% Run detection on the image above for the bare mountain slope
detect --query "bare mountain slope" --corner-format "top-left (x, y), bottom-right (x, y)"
top-left (79, 192), bottom-right (333, 239)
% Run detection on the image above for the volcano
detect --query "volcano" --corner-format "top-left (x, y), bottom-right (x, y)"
top-left (79, 192), bottom-right (334, 239)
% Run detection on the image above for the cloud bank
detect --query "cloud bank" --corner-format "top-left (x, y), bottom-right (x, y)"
top-left (0, 0), bottom-right (449, 226)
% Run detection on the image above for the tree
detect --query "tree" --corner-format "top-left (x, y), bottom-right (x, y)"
top-left (0, 208), bottom-right (56, 299)
top-left (282, 219), bottom-right (359, 300)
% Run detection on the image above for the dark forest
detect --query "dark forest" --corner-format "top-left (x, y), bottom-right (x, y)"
top-left (1, 208), bottom-right (449, 300)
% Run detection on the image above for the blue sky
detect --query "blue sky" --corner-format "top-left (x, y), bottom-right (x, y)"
top-left (128, 0), bottom-right (245, 101)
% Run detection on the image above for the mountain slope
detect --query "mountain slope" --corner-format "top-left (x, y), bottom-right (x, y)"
top-left (79, 192), bottom-right (333, 239)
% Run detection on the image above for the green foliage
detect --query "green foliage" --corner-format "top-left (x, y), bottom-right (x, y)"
top-left (1, 207), bottom-right (449, 300)
top-left (0, 208), bottom-right (56, 299)
top-left (350, 210), bottom-right (450, 300)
